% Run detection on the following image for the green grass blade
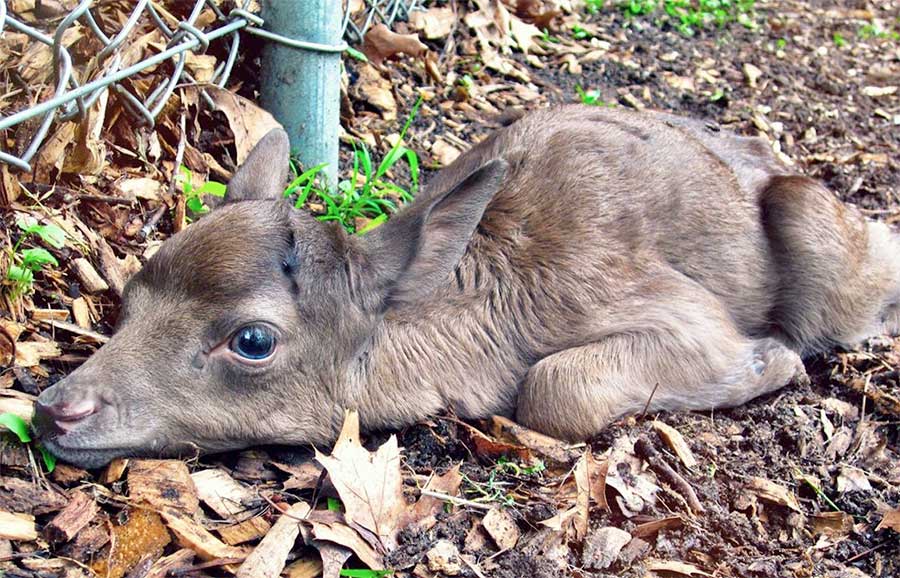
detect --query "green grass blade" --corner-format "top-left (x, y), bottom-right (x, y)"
top-left (356, 213), bottom-right (388, 235)
top-left (39, 446), bottom-right (56, 472)
top-left (0, 413), bottom-right (32, 443)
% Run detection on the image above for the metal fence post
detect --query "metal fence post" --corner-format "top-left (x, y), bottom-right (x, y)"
top-left (260, 0), bottom-right (342, 191)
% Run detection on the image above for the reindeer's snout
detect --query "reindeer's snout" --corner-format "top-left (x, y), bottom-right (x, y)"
top-left (33, 389), bottom-right (101, 438)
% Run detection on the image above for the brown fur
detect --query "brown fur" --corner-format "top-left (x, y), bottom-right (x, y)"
top-left (34, 106), bottom-right (900, 467)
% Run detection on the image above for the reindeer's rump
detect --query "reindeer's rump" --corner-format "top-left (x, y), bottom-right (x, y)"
top-left (467, 105), bottom-right (793, 335)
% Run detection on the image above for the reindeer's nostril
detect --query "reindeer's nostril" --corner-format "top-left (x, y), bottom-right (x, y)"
top-left (34, 397), bottom-right (100, 437)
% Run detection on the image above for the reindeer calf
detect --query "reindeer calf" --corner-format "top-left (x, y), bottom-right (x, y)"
top-left (34, 106), bottom-right (900, 467)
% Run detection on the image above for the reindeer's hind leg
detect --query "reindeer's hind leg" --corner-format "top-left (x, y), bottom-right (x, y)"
top-left (516, 269), bottom-right (806, 441)
top-left (761, 175), bottom-right (900, 353)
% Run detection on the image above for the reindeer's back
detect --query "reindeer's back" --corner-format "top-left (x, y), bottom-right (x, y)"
top-left (446, 105), bottom-right (791, 335)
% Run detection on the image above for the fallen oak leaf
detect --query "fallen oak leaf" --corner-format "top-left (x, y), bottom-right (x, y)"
top-left (302, 510), bottom-right (384, 570)
top-left (645, 559), bottom-right (713, 577)
top-left (631, 516), bottom-right (683, 539)
top-left (488, 415), bottom-right (581, 467)
top-left (652, 420), bottom-right (697, 469)
top-left (235, 501), bottom-right (309, 578)
top-left (481, 507), bottom-right (519, 550)
top-left (582, 526), bottom-right (632, 570)
top-left (315, 410), bottom-right (404, 551)
top-left (409, 6), bottom-right (456, 40)
top-left (404, 464), bottom-right (463, 531)
top-left (876, 507), bottom-right (900, 532)
top-left (200, 86), bottom-right (283, 165)
top-left (810, 511), bottom-right (854, 537)
top-left (362, 23), bottom-right (427, 66)
top-left (746, 477), bottom-right (802, 513)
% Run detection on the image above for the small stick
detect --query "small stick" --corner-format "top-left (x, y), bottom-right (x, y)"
top-left (634, 437), bottom-right (705, 514)
top-left (141, 113), bottom-right (186, 240)
top-left (640, 382), bottom-right (661, 417)
top-left (418, 489), bottom-right (494, 511)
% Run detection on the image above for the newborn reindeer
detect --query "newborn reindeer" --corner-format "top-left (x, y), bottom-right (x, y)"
top-left (34, 105), bottom-right (900, 468)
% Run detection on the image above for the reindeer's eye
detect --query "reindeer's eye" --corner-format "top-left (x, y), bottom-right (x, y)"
top-left (230, 326), bottom-right (276, 360)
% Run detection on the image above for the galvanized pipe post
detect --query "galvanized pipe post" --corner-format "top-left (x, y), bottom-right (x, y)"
top-left (260, 0), bottom-right (342, 191)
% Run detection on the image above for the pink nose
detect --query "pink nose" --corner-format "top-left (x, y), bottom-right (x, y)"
top-left (34, 398), bottom-right (99, 436)
top-left (40, 399), bottom-right (98, 421)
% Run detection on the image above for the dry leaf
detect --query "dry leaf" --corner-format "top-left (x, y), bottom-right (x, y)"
top-left (632, 516), bottom-right (683, 539)
top-left (404, 464), bottom-right (463, 531)
top-left (304, 512), bottom-right (383, 570)
top-left (235, 502), bottom-right (309, 578)
top-left (203, 86), bottom-right (283, 165)
top-left (481, 507), bottom-right (519, 550)
top-left (458, 420), bottom-right (533, 463)
top-left (218, 517), bottom-right (271, 546)
top-left (315, 410), bottom-right (404, 551)
top-left (15, 341), bottom-right (61, 367)
top-left (409, 7), bottom-right (455, 40)
top-left (353, 64), bottom-right (398, 121)
top-left (746, 477), bottom-right (802, 512)
top-left (488, 415), bottom-right (580, 466)
top-left (811, 511), bottom-right (853, 537)
top-left (582, 526), bottom-right (632, 570)
top-left (363, 23), bottom-right (427, 66)
top-left (652, 421), bottom-right (698, 469)
top-left (283, 558), bottom-right (324, 578)
top-left (191, 468), bottom-right (258, 520)
top-left (876, 508), bottom-right (900, 532)
top-left (114, 177), bottom-right (165, 201)
top-left (646, 559), bottom-right (713, 576)
top-left (836, 467), bottom-right (873, 493)
top-left (63, 89), bottom-right (108, 175)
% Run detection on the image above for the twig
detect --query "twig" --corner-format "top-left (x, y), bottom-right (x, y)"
top-left (171, 558), bottom-right (246, 575)
top-left (844, 542), bottom-right (886, 564)
top-left (140, 113), bottom-right (186, 240)
top-left (640, 382), bottom-right (661, 417)
top-left (44, 319), bottom-right (110, 343)
top-left (418, 488), bottom-right (494, 511)
top-left (634, 436), bottom-right (705, 514)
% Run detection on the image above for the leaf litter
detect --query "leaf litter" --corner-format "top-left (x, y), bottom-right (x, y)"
top-left (1, 0), bottom-right (899, 576)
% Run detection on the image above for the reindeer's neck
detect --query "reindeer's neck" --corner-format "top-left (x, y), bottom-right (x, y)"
top-left (345, 242), bottom-right (553, 430)
top-left (349, 296), bottom-right (527, 431)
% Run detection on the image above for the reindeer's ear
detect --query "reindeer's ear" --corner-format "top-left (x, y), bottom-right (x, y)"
top-left (357, 159), bottom-right (508, 309)
top-left (224, 128), bottom-right (290, 204)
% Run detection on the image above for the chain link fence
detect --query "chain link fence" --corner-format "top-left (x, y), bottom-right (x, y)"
top-left (0, 0), bottom-right (423, 172)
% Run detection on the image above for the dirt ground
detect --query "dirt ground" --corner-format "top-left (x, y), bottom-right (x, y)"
top-left (1, 1), bottom-right (899, 577)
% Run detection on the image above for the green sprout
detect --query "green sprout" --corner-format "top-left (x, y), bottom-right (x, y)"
top-left (5, 218), bottom-right (66, 298)
top-left (178, 166), bottom-right (227, 218)
top-left (0, 413), bottom-right (56, 472)
top-left (576, 85), bottom-right (615, 107)
top-left (585, 0), bottom-right (605, 14)
top-left (618, 0), bottom-right (757, 36)
top-left (572, 25), bottom-right (592, 40)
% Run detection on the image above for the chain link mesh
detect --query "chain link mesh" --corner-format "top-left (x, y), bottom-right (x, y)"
top-left (0, 0), bottom-right (423, 172)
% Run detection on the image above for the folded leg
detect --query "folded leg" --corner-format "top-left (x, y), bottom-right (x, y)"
top-left (516, 269), bottom-right (805, 440)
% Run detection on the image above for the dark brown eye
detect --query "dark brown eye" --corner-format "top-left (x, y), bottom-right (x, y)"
top-left (230, 326), bottom-right (276, 360)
